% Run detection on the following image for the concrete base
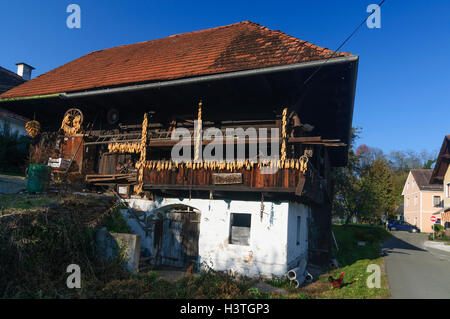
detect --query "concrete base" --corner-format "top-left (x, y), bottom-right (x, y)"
top-left (96, 227), bottom-right (141, 272)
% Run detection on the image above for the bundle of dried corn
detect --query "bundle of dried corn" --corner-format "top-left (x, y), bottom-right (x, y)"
top-left (194, 101), bottom-right (202, 162)
top-left (134, 113), bottom-right (149, 195)
top-left (25, 120), bottom-right (41, 138)
top-left (108, 142), bottom-right (141, 153)
top-left (61, 114), bottom-right (82, 136)
top-left (139, 158), bottom-right (308, 172)
top-left (280, 108), bottom-right (288, 162)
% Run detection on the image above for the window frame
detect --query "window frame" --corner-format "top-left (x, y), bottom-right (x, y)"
top-left (433, 195), bottom-right (442, 207)
top-left (229, 213), bottom-right (252, 246)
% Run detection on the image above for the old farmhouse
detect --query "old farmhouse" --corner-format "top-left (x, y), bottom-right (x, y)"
top-left (0, 21), bottom-right (358, 278)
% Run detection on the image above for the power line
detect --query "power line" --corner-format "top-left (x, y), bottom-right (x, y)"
top-left (302, 0), bottom-right (386, 87)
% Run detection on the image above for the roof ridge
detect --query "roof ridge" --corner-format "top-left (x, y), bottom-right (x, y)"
top-left (243, 21), bottom-right (351, 58)
top-left (89, 21), bottom-right (252, 55)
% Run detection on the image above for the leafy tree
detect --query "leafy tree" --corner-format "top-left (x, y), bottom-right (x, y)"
top-left (332, 128), bottom-right (364, 223)
top-left (363, 159), bottom-right (396, 220)
top-left (423, 159), bottom-right (436, 169)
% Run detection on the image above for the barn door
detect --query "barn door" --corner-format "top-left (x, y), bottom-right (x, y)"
top-left (160, 208), bottom-right (200, 269)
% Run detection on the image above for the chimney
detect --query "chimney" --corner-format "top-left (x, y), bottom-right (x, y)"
top-left (16, 63), bottom-right (35, 81)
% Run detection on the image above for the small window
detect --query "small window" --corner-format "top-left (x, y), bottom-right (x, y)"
top-left (229, 213), bottom-right (251, 246)
top-left (447, 184), bottom-right (450, 198)
top-left (296, 216), bottom-right (301, 245)
top-left (412, 180), bottom-right (415, 188)
top-left (406, 197), bottom-right (410, 207)
top-left (433, 196), bottom-right (441, 207)
top-left (414, 196), bottom-right (418, 206)
top-left (407, 182), bottom-right (409, 190)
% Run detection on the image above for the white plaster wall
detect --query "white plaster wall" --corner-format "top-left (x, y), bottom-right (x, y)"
top-left (123, 197), bottom-right (307, 278)
top-left (286, 202), bottom-right (310, 271)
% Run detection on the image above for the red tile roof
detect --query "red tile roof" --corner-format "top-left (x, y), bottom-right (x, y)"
top-left (0, 21), bottom-right (352, 99)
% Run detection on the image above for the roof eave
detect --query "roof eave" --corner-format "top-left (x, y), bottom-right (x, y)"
top-left (0, 55), bottom-right (358, 102)
top-left (0, 93), bottom-right (63, 103)
top-left (61, 55), bottom-right (359, 100)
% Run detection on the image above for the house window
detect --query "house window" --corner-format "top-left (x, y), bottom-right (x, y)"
top-left (414, 196), bottom-right (418, 206)
top-left (433, 196), bottom-right (441, 207)
top-left (414, 217), bottom-right (418, 226)
top-left (229, 213), bottom-right (251, 246)
top-left (447, 183), bottom-right (450, 198)
top-left (412, 180), bottom-right (415, 188)
top-left (296, 216), bottom-right (301, 246)
top-left (407, 182), bottom-right (409, 190)
top-left (406, 197), bottom-right (410, 207)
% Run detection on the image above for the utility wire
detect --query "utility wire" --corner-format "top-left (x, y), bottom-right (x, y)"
top-left (302, 0), bottom-right (386, 87)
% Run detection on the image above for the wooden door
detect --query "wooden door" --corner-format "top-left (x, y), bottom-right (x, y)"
top-left (160, 209), bottom-right (200, 269)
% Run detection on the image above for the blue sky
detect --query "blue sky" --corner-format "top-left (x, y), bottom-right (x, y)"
top-left (1, 0), bottom-right (449, 155)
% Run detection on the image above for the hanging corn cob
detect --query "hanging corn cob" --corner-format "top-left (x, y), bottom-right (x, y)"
top-left (108, 142), bottom-right (141, 153)
top-left (280, 108), bottom-right (288, 165)
top-left (134, 113), bottom-right (149, 195)
top-left (25, 120), bottom-right (41, 138)
top-left (194, 100), bottom-right (202, 163)
top-left (299, 155), bottom-right (308, 174)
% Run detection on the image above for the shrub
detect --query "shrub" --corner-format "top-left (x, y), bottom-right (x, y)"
top-left (104, 205), bottom-right (131, 233)
top-left (0, 209), bottom-right (129, 298)
top-left (265, 276), bottom-right (291, 289)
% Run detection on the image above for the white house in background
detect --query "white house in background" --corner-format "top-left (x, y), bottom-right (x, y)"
top-left (402, 169), bottom-right (443, 233)
top-left (0, 64), bottom-right (33, 135)
top-left (0, 107), bottom-right (28, 136)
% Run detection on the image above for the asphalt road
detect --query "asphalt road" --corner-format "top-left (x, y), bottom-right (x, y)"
top-left (383, 231), bottom-right (450, 299)
top-left (0, 175), bottom-right (26, 194)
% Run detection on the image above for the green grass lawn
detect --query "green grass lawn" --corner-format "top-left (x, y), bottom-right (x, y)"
top-left (0, 194), bottom-right (57, 215)
top-left (273, 224), bottom-right (392, 299)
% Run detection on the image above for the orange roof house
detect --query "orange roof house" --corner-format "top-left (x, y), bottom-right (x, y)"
top-left (0, 21), bottom-right (358, 166)
top-left (0, 21), bottom-right (360, 275)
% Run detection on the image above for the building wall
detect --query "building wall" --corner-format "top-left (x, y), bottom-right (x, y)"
top-left (286, 202), bottom-right (309, 270)
top-left (421, 191), bottom-right (443, 232)
top-left (123, 197), bottom-right (309, 278)
top-left (403, 172), bottom-right (443, 233)
top-left (444, 167), bottom-right (450, 209)
top-left (403, 172), bottom-right (418, 227)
